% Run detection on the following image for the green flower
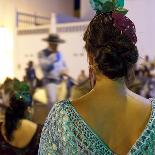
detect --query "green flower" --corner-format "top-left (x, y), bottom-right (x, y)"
top-left (115, 7), bottom-right (128, 15)
top-left (13, 79), bottom-right (30, 92)
top-left (114, 0), bottom-right (124, 8)
top-left (90, 0), bottom-right (128, 14)
top-left (13, 79), bottom-right (31, 104)
top-left (15, 91), bottom-right (32, 104)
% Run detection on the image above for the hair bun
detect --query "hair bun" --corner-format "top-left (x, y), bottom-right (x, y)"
top-left (95, 41), bottom-right (138, 79)
top-left (84, 4), bottom-right (138, 79)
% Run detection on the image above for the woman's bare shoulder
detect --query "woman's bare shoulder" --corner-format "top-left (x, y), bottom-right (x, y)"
top-left (127, 89), bottom-right (150, 105)
top-left (20, 119), bottom-right (38, 135)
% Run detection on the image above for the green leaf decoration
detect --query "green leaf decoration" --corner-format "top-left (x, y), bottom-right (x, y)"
top-left (11, 79), bottom-right (31, 104)
top-left (15, 91), bottom-right (32, 104)
top-left (13, 79), bottom-right (29, 92)
top-left (13, 79), bottom-right (20, 91)
top-left (114, 0), bottom-right (124, 8)
top-left (97, 1), bottom-right (114, 13)
top-left (19, 82), bottom-right (29, 92)
top-left (114, 7), bottom-right (128, 15)
top-left (90, 0), bottom-right (128, 15)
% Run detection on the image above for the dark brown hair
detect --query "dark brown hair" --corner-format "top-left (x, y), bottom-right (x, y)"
top-left (5, 93), bottom-right (32, 141)
top-left (84, 13), bottom-right (138, 79)
top-left (1, 78), bottom-right (32, 141)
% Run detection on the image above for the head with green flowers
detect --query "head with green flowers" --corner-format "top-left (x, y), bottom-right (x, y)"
top-left (1, 78), bottom-right (32, 107)
top-left (1, 78), bottom-right (32, 141)
top-left (84, 0), bottom-right (138, 80)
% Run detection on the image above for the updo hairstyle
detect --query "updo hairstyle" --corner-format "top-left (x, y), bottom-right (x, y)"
top-left (83, 13), bottom-right (138, 79)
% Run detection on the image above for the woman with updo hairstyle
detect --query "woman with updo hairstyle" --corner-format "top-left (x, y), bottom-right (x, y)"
top-left (39, 0), bottom-right (155, 154)
top-left (0, 79), bottom-right (42, 155)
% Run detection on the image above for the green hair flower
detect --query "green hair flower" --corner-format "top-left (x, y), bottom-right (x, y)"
top-left (13, 79), bottom-right (32, 104)
top-left (15, 91), bottom-right (32, 105)
top-left (90, 0), bottom-right (128, 15)
top-left (13, 79), bottom-right (30, 92)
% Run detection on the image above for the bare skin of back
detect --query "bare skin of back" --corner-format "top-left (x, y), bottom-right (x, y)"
top-left (72, 75), bottom-right (151, 155)
top-left (1, 119), bottom-right (37, 148)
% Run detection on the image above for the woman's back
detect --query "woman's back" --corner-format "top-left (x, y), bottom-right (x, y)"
top-left (0, 120), bottom-right (42, 155)
top-left (38, 96), bottom-right (155, 155)
top-left (71, 88), bottom-right (153, 154)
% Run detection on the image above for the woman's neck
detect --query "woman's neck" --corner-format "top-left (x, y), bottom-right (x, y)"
top-left (76, 75), bottom-right (129, 111)
top-left (92, 75), bottom-right (127, 99)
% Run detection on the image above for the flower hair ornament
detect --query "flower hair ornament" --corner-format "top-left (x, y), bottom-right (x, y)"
top-left (13, 79), bottom-right (32, 105)
top-left (90, 0), bottom-right (137, 44)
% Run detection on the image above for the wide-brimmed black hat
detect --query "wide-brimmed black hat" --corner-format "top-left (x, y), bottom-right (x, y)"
top-left (42, 34), bottom-right (65, 44)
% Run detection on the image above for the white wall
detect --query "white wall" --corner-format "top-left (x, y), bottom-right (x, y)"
top-left (0, 0), bottom-right (74, 29)
top-left (80, 0), bottom-right (155, 59)
top-left (14, 0), bottom-right (74, 17)
top-left (0, 0), bottom-right (15, 82)
top-left (59, 32), bottom-right (88, 80)
top-left (125, 0), bottom-right (155, 59)
top-left (81, 0), bottom-right (95, 20)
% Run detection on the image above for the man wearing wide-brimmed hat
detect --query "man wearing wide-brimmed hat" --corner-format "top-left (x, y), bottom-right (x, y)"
top-left (38, 34), bottom-right (67, 108)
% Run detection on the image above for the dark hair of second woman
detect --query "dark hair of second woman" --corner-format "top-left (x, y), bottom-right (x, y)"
top-left (5, 93), bottom-right (32, 141)
top-left (84, 13), bottom-right (139, 79)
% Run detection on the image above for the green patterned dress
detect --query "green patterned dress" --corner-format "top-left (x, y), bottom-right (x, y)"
top-left (38, 99), bottom-right (155, 155)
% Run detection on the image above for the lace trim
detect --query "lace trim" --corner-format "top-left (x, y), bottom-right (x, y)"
top-left (128, 98), bottom-right (155, 154)
top-left (64, 99), bottom-right (155, 154)
top-left (62, 100), bottom-right (114, 154)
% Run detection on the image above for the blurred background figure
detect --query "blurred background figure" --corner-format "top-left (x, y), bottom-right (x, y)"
top-left (128, 70), bottom-right (143, 95)
top-left (70, 70), bottom-right (90, 99)
top-left (71, 78), bottom-right (91, 100)
top-left (0, 79), bottom-right (42, 155)
top-left (38, 34), bottom-right (68, 109)
top-left (0, 78), bottom-right (15, 123)
top-left (25, 60), bottom-right (37, 95)
top-left (77, 70), bottom-right (88, 84)
top-left (142, 55), bottom-right (150, 70)
top-left (131, 55), bottom-right (155, 98)
top-left (150, 63), bottom-right (155, 77)
top-left (0, 78), bottom-right (15, 108)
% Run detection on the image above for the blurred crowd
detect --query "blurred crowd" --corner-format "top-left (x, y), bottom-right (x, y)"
top-left (23, 55), bottom-right (155, 103)
top-left (23, 60), bottom-right (90, 101)
top-left (132, 55), bottom-right (155, 98)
